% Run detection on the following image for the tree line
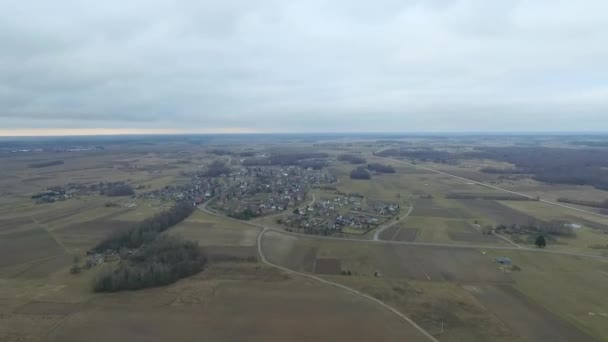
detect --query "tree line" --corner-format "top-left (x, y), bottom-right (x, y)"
top-left (93, 201), bottom-right (195, 252)
top-left (557, 197), bottom-right (608, 209)
top-left (367, 163), bottom-right (395, 173)
top-left (377, 146), bottom-right (608, 190)
top-left (94, 235), bottom-right (205, 292)
top-left (28, 160), bottom-right (64, 168)
top-left (338, 154), bottom-right (367, 164)
top-left (349, 162), bottom-right (395, 179)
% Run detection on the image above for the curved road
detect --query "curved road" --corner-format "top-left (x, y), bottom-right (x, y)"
top-left (256, 226), bottom-right (438, 342)
top-left (201, 200), bottom-right (438, 341)
top-left (373, 201), bottom-right (413, 241)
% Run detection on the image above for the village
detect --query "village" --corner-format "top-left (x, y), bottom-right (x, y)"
top-left (282, 195), bottom-right (400, 236)
top-left (138, 174), bottom-right (226, 205)
top-left (210, 166), bottom-right (337, 219)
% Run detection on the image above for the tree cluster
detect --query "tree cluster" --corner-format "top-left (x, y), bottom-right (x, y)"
top-left (495, 221), bottom-right (574, 237)
top-left (203, 160), bottom-right (231, 177)
top-left (338, 154), bottom-right (367, 164)
top-left (93, 201), bottom-right (195, 252)
top-left (350, 167), bottom-right (371, 179)
top-left (94, 236), bottom-right (206, 292)
top-left (367, 163), bottom-right (395, 173)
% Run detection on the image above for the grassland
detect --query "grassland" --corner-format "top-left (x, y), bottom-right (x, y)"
top-left (483, 249), bottom-right (608, 339)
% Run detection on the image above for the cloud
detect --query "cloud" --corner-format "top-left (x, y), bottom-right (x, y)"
top-left (0, 0), bottom-right (607, 133)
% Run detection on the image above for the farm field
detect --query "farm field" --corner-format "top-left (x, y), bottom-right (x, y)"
top-left (2, 135), bottom-right (608, 341)
top-left (260, 230), bottom-right (599, 341)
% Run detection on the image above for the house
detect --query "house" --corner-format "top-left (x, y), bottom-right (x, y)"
top-left (495, 257), bottom-right (512, 265)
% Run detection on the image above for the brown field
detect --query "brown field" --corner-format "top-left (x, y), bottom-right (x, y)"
top-left (202, 246), bottom-right (258, 262)
top-left (466, 284), bottom-right (594, 342)
top-left (262, 230), bottom-right (510, 283)
top-left (260, 230), bottom-right (599, 341)
top-left (53, 219), bottom-right (133, 249)
top-left (313, 258), bottom-right (342, 274)
top-left (169, 210), bottom-right (261, 247)
top-left (46, 263), bottom-right (430, 342)
top-left (456, 199), bottom-right (538, 225)
top-left (15, 301), bottom-right (82, 316)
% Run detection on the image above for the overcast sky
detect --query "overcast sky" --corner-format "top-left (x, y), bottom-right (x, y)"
top-left (1, 0), bottom-right (607, 135)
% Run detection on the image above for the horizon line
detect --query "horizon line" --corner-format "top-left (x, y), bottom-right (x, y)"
top-left (1, 129), bottom-right (608, 138)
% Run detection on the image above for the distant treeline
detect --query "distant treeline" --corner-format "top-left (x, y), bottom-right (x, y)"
top-left (446, 193), bottom-right (536, 201)
top-left (94, 236), bottom-right (205, 292)
top-left (94, 201), bottom-right (195, 252)
top-left (473, 147), bottom-right (608, 191)
top-left (367, 163), bottom-right (395, 173)
top-left (374, 148), bottom-right (454, 163)
top-left (480, 167), bottom-right (529, 174)
top-left (28, 160), bottom-right (64, 168)
top-left (377, 146), bottom-right (608, 191)
top-left (338, 154), bottom-right (366, 164)
top-left (208, 149), bottom-right (256, 157)
top-left (242, 152), bottom-right (329, 170)
top-left (557, 198), bottom-right (608, 209)
top-left (569, 140), bottom-right (608, 147)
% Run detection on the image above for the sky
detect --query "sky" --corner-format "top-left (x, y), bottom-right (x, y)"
top-left (1, 0), bottom-right (607, 136)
